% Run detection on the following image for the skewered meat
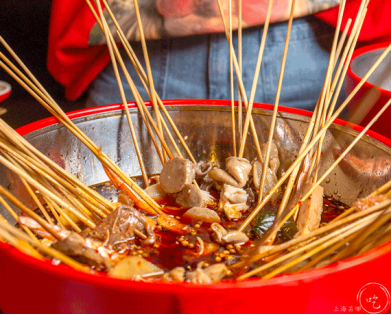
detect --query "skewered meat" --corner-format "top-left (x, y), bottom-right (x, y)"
top-left (160, 157), bottom-right (196, 194)
top-left (18, 216), bottom-right (70, 241)
top-left (252, 142), bottom-right (280, 199)
top-left (109, 256), bottom-right (163, 279)
top-left (296, 184), bottom-right (324, 235)
top-left (219, 184), bottom-right (248, 219)
top-left (208, 168), bottom-right (239, 187)
top-left (82, 205), bottom-right (156, 246)
top-left (162, 267), bottom-right (186, 282)
top-left (195, 161), bottom-right (213, 178)
top-left (353, 194), bottom-right (388, 212)
top-left (145, 183), bottom-right (167, 199)
top-left (208, 157), bottom-right (252, 188)
top-left (52, 232), bottom-right (112, 269)
top-left (261, 142), bottom-right (280, 174)
top-left (186, 262), bottom-right (228, 284)
top-left (225, 157), bottom-right (252, 187)
top-left (252, 161), bottom-right (278, 198)
top-left (211, 223), bottom-right (249, 244)
top-left (182, 207), bottom-right (221, 224)
top-left (175, 184), bottom-right (203, 208)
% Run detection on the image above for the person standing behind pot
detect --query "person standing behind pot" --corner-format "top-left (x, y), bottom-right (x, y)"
top-left (47, 0), bottom-right (391, 111)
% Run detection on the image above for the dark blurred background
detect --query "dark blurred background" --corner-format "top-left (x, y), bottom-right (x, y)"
top-left (0, 0), bottom-right (86, 129)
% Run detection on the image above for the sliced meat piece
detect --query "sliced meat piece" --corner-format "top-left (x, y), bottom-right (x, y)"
top-left (109, 256), bottom-right (163, 279)
top-left (208, 168), bottom-right (239, 187)
top-left (221, 231), bottom-right (249, 244)
top-left (186, 267), bottom-right (212, 284)
top-left (221, 184), bottom-right (248, 204)
top-left (175, 184), bottom-right (202, 208)
top-left (258, 142), bottom-right (280, 177)
top-left (162, 267), bottom-right (186, 282)
top-left (117, 189), bottom-right (134, 206)
top-left (252, 160), bottom-right (279, 200)
top-left (82, 205), bottom-right (156, 246)
top-left (182, 207), bottom-right (221, 224)
top-left (203, 263), bottom-right (228, 282)
top-left (211, 222), bottom-right (248, 244)
top-left (223, 203), bottom-right (248, 220)
top-left (160, 157), bottom-right (196, 194)
top-left (195, 161), bottom-right (213, 178)
top-left (353, 194), bottom-right (388, 212)
top-left (144, 183), bottom-right (167, 199)
top-left (52, 232), bottom-right (111, 270)
top-left (219, 184), bottom-right (249, 219)
top-left (296, 184), bottom-right (324, 234)
top-left (225, 157), bottom-right (252, 187)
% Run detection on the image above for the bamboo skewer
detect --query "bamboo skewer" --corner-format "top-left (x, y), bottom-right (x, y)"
top-left (239, 45), bottom-right (391, 232)
top-left (87, 0), bottom-right (185, 165)
top-left (94, 0), bottom-right (149, 187)
top-left (132, 0), bottom-right (164, 160)
top-left (0, 185), bottom-right (63, 239)
top-left (0, 37), bottom-right (161, 212)
top-left (257, 0), bottom-right (293, 206)
top-left (0, 220), bottom-right (89, 272)
top-left (237, 0), bottom-right (243, 143)
top-left (260, 211), bottom-right (381, 280)
top-left (277, 1), bottom-right (350, 221)
top-left (238, 211), bottom-right (378, 280)
top-left (99, 0), bottom-right (196, 164)
top-left (232, 198), bottom-right (391, 270)
top-left (0, 136), bottom-right (110, 217)
top-left (254, 97), bottom-right (391, 245)
top-left (216, 0), bottom-right (263, 163)
top-left (297, 229), bottom-right (362, 272)
top-left (229, 0), bottom-right (237, 156)
top-left (0, 215), bottom-right (43, 260)
top-left (238, 0), bottom-right (274, 161)
top-left (0, 195), bottom-right (38, 242)
top-left (0, 50), bottom-right (162, 215)
top-left (0, 155), bottom-right (95, 228)
top-left (311, 4), bottom-right (366, 180)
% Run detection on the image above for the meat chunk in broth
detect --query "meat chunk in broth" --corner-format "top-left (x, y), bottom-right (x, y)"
top-left (82, 205), bottom-right (156, 247)
top-left (211, 223), bottom-right (249, 245)
top-left (175, 183), bottom-right (203, 208)
top-left (52, 232), bottom-right (111, 270)
top-left (219, 184), bottom-right (249, 219)
top-left (186, 262), bottom-right (228, 284)
top-left (208, 157), bottom-right (251, 188)
top-left (162, 267), bottom-right (186, 282)
top-left (160, 157), bottom-right (196, 194)
top-left (296, 183), bottom-right (324, 235)
top-left (182, 207), bottom-right (221, 224)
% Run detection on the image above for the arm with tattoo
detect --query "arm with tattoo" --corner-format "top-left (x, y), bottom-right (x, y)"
top-left (88, 0), bottom-right (340, 44)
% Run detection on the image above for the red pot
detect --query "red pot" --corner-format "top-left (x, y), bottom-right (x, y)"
top-left (1, 100), bottom-right (391, 313)
top-left (0, 81), bottom-right (11, 103)
top-left (346, 42), bottom-right (391, 139)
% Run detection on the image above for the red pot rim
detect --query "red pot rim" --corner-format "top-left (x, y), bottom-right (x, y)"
top-left (4, 99), bottom-right (391, 293)
top-left (347, 41), bottom-right (391, 97)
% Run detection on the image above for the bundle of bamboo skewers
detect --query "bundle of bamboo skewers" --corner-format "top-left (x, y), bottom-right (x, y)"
top-left (0, 0), bottom-right (391, 282)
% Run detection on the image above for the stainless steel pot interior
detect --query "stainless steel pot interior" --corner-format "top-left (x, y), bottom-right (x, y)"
top-left (1, 104), bottom-right (391, 226)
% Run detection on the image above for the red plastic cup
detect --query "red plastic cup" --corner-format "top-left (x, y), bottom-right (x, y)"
top-left (346, 42), bottom-right (391, 138)
top-left (0, 81), bottom-right (11, 103)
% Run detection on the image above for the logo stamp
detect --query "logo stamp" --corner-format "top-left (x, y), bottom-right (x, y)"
top-left (357, 283), bottom-right (390, 314)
